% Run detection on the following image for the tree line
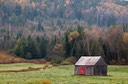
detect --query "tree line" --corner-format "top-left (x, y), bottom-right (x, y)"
top-left (3, 25), bottom-right (126, 65)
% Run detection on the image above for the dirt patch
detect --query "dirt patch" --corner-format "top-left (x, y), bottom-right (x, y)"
top-left (0, 67), bottom-right (42, 73)
top-left (25, 59), bottom-right (47, 64)
top-left (0, 65), bottom-right (53, 73)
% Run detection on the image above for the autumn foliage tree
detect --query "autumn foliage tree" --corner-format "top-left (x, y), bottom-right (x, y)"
top-left (52, 44), bottom-right (64, 64)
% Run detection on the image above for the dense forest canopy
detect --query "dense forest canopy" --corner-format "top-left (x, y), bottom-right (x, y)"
top-left (0, 0), bottom-right (128, 64)
top-left (0, 0), bottom-right (128, 27)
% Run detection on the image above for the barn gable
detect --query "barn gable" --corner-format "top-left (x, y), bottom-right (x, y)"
top-left (95, 57), bottom-right (107, 65)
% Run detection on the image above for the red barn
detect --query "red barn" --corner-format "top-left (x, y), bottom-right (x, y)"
top-left (75, 56), bottom-right (107, 76)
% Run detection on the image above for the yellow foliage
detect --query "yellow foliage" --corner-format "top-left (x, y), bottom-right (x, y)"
top-left (41, 4), bottom-right (47, 8)
top-left (84, 28), bottom-right (89, 34)
top-left (96, 6), bottom-right (100, 11)
top-left (53, 44), bottom-right (63, 54)
top-left (15, 0), bottom-right (27, 3)
top-left (68, 31), bottom-right (79, 43)
top-left (123, 32), bottom-right (128, 43)
top-left (54, 44), bottom-right (63, 50)
top-left (68, 37), bottom-right (73, 43)
top-left (31, 2), bottom-right (36, 8)
top-left (69, 31), bottom-right (79, 39)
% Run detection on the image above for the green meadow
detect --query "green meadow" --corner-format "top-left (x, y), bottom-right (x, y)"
top-left (0, 63), bottom-right (128, 84)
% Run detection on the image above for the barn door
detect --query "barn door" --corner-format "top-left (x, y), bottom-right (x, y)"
top-left (79, 66), bottom-right (86, 75)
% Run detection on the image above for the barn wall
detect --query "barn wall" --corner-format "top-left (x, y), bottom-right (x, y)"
top-left (75, 65), bottom-right (79, 75)
top-left (94, 65), bottom-right (107, 76)
top-left (103, 66), bottom-right (107, 75)
top-left (86, 66), bottom-right (94, 75)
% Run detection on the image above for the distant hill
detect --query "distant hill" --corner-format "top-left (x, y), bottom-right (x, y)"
top-left (0, 0), bottom-right (127, 37)
top-left (0, 0), bottom-right (127, 28)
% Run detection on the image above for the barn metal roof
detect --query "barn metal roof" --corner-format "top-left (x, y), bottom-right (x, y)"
top-left (75, 56), bottom-right (107, 65)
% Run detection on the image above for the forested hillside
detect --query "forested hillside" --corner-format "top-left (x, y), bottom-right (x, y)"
top-left (0, 0), bottom-right (128, 64)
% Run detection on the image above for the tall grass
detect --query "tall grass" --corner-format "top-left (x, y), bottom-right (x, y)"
top-left (0, 63), bottom-right (128, 84)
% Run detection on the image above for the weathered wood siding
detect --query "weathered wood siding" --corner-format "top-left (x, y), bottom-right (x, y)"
top-left (86, 66), bottom-right (94, 75)
top-left (94, 65), bottom-right (107, 76)
top-left (75, 65), bottom-right (107, 76)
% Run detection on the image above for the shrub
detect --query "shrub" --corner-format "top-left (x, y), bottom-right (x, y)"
top-left (42, 80), bottom-right (52, 84)
top-left (51, 55), bottom-right (64, 64)
top-left (61, 57), bottom-right (76, 65)
top-left (61, 61), bottom-right (71, 65)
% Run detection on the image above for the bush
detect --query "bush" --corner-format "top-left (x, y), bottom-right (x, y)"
top-left (61, 61), bottom-right (71, 65)
top-left (50, 55), bottom-right (64, 64)
top-left (42, 80), bottom-right (52, 84)
top-left (61, 57), bottom-right (76, 65)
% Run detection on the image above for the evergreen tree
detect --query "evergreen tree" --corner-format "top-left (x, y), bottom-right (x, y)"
top-left (37, 21), bottom-right (44, 32)
top-left (39, 37), bottom-right (47, 58)
top-left (14, 37), bottom-right (39, 59)
top-left (15, 4), bottom-right (22, 16)
top-left (64, 30), bottom-right (71, 57)
top-left (27, 39), bottom-right (39, 59)
top-left (10, 13), bottom-right (19, 25)
top-left (77, 25), bottom-right (84, 39)
top-left (14, 37), bottom-right (28, 58)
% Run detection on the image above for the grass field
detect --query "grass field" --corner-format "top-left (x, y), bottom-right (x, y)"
top-left (0, 63), bottom-right (128, 84)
